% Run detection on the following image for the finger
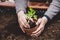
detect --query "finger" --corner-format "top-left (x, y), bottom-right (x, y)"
top-left (23, 19), bottom-right (30, 28)
top-left (32, 20), bottom-right (45, 34)
top-left (35, 27), bottom-right (44, 37)
top-left (32, 24), bottom-right (43, 34)
top-left (19, 17), bottom-right (30, 29)
top-left (36, 18), bottom-right (42, 25)
top-left (19, 19), bottom-right (28, 28)
top-left (29, 18), bottom-right (34, 22)
top-left (19, 23), bottom-right (25, 33)
top-left (31, 27), bottom-right (44, 37)
top-left (18, 19), bottom-right (26, 33)
top-left (21, 15), bottom-right (30, 28)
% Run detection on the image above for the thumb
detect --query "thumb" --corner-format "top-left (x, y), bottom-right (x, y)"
top-left (36, 18), bottom-right (42, 25)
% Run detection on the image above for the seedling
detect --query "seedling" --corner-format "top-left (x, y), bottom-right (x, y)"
top-left (26, 8), bottom-right (37, 28)
top-left (26, 7), bottom-right (37, 20)
top-left (25, 8), bottom-right (39, 35)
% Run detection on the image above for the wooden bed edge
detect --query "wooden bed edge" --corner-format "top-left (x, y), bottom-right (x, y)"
top-left (0, 2), bottom-right (49, 9)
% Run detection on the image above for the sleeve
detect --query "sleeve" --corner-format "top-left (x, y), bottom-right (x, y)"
top-left (15, 0), bottom-right (28, 13)
top-left (44, 0), bottom-right (60, 21)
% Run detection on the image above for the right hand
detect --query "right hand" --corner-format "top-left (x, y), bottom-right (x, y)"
top-left (31, 17), bottom-right (48, 37)
top-left (17, 10), bottom-right (30, 33)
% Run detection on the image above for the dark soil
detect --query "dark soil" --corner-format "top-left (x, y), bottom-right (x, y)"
top-left (0, 7), bottom-right (60, 40)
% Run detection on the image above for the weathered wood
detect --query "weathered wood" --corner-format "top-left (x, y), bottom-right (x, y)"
top-left (0, 2), bottom-right (15, 7)
top-left (0, 2), bottom-right (49, 9)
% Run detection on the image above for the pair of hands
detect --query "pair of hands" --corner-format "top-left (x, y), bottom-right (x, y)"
top-left (17, 10), bottom-right (48, 37)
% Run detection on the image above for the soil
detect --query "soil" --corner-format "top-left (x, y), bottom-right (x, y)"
top-left (0, 7), bottom-right (60, 40)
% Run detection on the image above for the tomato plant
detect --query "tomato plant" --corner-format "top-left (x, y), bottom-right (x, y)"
top-left (26, 8), bottom-right (37, 20)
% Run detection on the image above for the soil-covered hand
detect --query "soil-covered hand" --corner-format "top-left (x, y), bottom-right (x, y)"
top-left (31, 17), bottom-right (48, 37)
top-left (17, 10), bottom-right (30, 33)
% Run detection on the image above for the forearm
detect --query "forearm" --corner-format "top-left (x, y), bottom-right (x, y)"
top-left (44, 0), bottom-right (60, 21)
top-left (15, 0), bottom-right (28, 13)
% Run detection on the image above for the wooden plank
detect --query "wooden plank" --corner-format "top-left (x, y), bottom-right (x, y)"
top-left (0, 2), bottom-right (49, 9)
top-left (29, 2), bottom-right (49, 9)
top-left (0, 2), bottom-right (15, 7)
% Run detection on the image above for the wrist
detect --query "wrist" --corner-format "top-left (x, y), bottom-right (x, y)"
top-left (41, 16), bottom-right (48, 25)
top-left (44, 15), bottom-right (51, 22)
top-left (17, 10), bottom-right (25, 17)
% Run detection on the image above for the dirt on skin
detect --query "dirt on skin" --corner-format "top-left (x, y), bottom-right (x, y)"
top-left (0, 7), bottom-right (60, 40)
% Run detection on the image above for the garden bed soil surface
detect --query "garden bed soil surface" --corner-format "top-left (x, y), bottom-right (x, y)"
top-left (0, 7), bottom-right (60, 40)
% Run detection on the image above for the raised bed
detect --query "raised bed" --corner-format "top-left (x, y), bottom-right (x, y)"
top-left (0, 6), bottom-right (60, 40)
top-left (0, 2), bottom-right (49, 9)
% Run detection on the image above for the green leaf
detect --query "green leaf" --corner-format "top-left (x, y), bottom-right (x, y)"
top-left (34, 15), bottom-right (37, 20)
top-left (26, 7), bottom-right (37, 20)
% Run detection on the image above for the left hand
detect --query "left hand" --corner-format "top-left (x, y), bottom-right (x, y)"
top-left (31, 17), bottom-right (48, 37)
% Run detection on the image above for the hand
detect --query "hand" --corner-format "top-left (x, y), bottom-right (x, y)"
top-left (31, 17), bottom-right (48, 37)
top-left (17, 10), bottom-right (30, 33)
